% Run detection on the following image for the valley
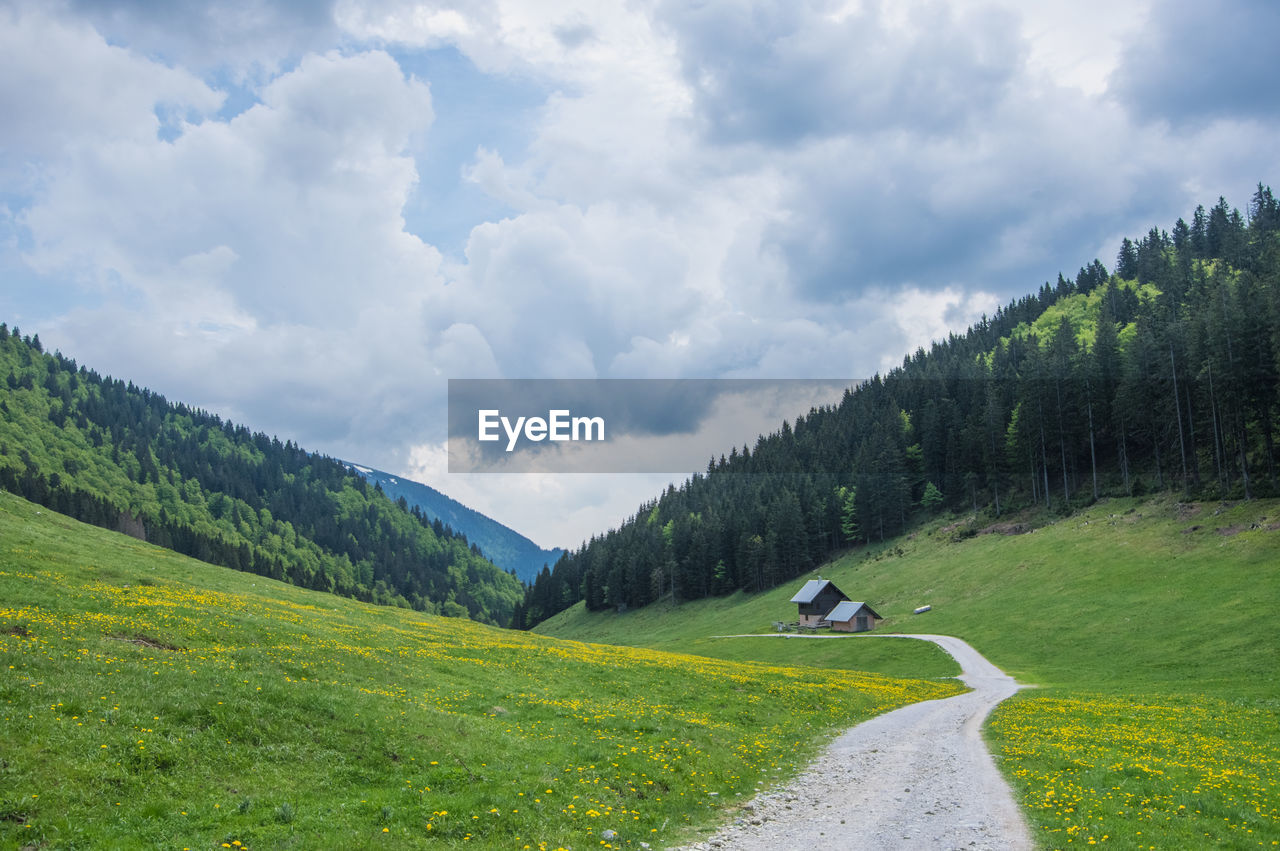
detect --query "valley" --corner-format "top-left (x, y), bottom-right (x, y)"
top-left (3, 189), bottom-right (1279, 848)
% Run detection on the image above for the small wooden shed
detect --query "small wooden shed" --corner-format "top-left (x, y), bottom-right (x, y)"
top-left (789, 578), bottom-right (849, 626)
top-left (825, 600), bottom-right (883, 633)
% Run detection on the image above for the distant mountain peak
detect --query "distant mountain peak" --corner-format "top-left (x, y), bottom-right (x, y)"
top-left (344, 463), bottom-right (565, 584)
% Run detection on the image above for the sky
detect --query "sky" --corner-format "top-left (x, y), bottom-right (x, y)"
top-left (2, 0), bottom-right (1278, 550)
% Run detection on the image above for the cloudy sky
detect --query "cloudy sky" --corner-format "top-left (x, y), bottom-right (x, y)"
top-left (2, 0), bottom-right (1277, 549)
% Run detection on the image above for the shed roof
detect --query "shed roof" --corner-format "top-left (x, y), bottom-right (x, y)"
top-left (789, 578), bottom-right (845, 604)
top-left (824, 601), bottom-right (882, 622)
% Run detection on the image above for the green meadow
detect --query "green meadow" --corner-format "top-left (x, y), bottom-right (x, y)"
top-left (538, 496), bottom-right (1280, 848)
top-left (0, 491), bottom-right (959, 850)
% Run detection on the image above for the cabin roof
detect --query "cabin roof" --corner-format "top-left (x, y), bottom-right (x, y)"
top-left (825, 601), bottom-right (882, 622)
top-left (789, 578), bottom-right (845, 604)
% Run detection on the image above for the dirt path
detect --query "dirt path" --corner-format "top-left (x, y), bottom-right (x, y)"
top-left (676, 633), bottom-right (1032, 850)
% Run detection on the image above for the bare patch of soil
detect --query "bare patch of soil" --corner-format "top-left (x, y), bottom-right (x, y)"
top-left (978, 521), bottom-right (1031, 536)
top-left (1174, 502), bottom-right (1202, 520)
top-left (106, 633), bottom-right (183, 651)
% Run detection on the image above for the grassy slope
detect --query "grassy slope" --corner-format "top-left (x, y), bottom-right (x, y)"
top-left (536, 496), bottom-right (1280, 847)
top-left (0, 491), bottom-right (958, 850)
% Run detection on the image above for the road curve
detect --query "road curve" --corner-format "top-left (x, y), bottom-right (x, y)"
top-left (676, 633), bottom-right (1033, 850)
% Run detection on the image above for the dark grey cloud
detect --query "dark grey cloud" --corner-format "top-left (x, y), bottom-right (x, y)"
top-left (773, 164), bottom-right (1003, 294)
top-left (656, 0), bottom-right (1021, 145)
top-left (1110, 0), bottom-right (1280, 125)
top-left (773, 157), bottom-right (1053, 297)
top-left (650, 0), bottom-right (1105, 298)
top-left (760, 96), bottom-right (1198, 300)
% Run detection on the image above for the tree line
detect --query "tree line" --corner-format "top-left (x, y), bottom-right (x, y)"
top-left (514, 185), bottom-right (1280, 628)
top-left (0, 331), bottom-right (523, 625)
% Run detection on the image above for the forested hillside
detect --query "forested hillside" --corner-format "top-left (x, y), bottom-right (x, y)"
top-left (0, 332), bottom-right (523, 624)
top-left (518, 185), bottom-right (1280, 628)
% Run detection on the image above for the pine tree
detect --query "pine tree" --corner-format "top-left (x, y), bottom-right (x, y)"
top-left (1116, 237), bottom-right (1139, 279)
top-left (836, 485), bottom-right (859, 543)
top-left (920, 481), bottom-right (944, 512)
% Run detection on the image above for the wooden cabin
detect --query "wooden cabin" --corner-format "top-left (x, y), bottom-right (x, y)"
top-left (825, 600), bottom-right (884, 633)
top-left (789, 578), bottom-right (849, 626)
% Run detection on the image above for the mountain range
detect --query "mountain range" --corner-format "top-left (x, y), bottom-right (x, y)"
top-left (344, 461), bottom-right (565, 583)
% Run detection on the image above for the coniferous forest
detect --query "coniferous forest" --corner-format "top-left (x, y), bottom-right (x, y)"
top-left (516, 185), bottom-right (1280, 629)
top-left (0, 334), bottom-right (523, 625)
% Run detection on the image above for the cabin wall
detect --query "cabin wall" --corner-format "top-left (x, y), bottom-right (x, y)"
top-left (797, 587), bottom-right (847, 624)
top-left (831, 615), bottom-right (883, 633)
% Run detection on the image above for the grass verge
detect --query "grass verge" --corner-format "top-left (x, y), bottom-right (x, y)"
top-left (990, 691), bottom-right (1279, 848)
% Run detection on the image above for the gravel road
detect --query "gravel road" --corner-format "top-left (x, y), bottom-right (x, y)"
top-left (676, 633), bottom-right (1032, 850)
